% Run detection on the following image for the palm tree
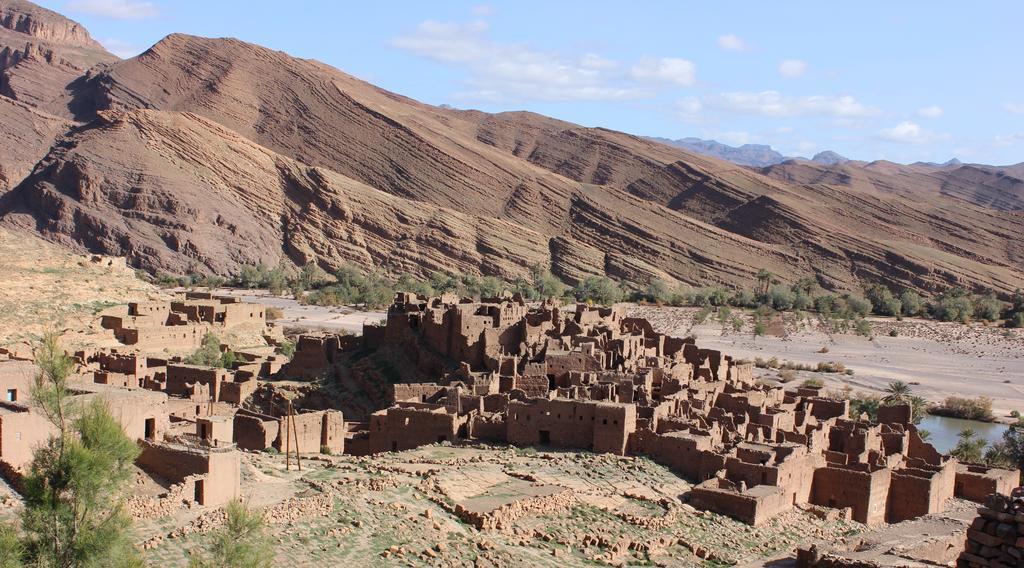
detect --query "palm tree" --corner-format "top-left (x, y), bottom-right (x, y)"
top-left (756, 269), bottom-right (772, 297)
top-left (882, 380), bottom-right (912, 404)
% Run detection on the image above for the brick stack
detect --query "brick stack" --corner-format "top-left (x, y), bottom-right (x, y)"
top-left (958, 493), bottom-right (1024, 568)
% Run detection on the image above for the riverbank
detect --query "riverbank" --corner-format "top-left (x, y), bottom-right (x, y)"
top-left (627, 305), bottom-right (1024, 423)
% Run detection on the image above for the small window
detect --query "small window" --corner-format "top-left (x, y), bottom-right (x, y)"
top-left (6, 389), bottom-right (16, 402)
top-left (602, 419), bottom-right (607, 425)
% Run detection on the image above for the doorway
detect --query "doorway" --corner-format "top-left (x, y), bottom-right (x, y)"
top-left (194, 479), bottom-right (205, 505)
top-left (539, 430), bottom-right (551, 445)
top-left (144, 418), bottom-right (155, 441)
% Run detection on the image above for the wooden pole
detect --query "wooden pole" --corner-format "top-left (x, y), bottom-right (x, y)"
top-left (284, 400), bottom-right (291, 470)
top-left (290, 401), bottom-right (302, 471)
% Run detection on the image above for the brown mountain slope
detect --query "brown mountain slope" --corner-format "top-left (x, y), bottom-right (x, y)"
top-left (0, 95), bottom-right (69, 192)
top-left (0, 18), bottom-right (1020, 295)
top-left (0, 0), bottom-right (117, 117)
top-left (0, 109), bottom-right (796, 285)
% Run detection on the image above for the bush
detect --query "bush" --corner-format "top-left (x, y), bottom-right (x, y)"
top-left (865, 284), bottom-right (902, 316)
top-left (778, 369), bottom-right (797, 383)
top-left (768, 285), bottom-right (796, 311)
top-left (854, 318), bottom-right (873, 337)
top-left (973, 295), bottom-right (1005, 322)
top-left (900, 290), bottom-right (924, 317)
top-left (801, 378), bottom-right (824, 388)
top-left (279, 340), bottom-right (296, 360)
top-left (573, 276), bottom-right (623, 306)
top-left (642, 278), bottom-right (673, 304)
top-left (844, 295), bottom-right (872, 318)
top-left (266, 307), bottom-right (284, 321)
top-left (928, 288), bottom-right (974, 323)
top-left (320, 445), bottom-right (332, 455)
top-left (931, 396), bottom-right (995, 421)
top-left (815, 361), bottom-right (846, 373)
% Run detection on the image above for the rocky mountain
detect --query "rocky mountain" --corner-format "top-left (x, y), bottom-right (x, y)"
top-left (809, 151), bottom-right (849, 166)
top-left (647, 137), bottom-right (788, 167)
top-left (0, 1), bottom-right (1022, 296)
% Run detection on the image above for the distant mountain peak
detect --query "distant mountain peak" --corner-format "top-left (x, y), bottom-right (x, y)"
top-left (810, 150), bottom-right (849, 166)
top-left (647, 137), bottom-right (788, 167)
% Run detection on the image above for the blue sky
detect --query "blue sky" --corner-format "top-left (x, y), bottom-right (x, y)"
top-left (42, 0), bottom-right (1024, 165)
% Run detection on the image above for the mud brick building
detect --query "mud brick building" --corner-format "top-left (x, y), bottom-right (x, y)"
top-left (289, 292), bottom-right (1019, 529)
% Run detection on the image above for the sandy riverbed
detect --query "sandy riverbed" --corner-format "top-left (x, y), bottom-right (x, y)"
top-left (627, 305), bottom-right (1024, 422)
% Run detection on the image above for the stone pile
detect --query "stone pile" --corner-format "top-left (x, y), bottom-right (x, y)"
top-left (958, 494), bottom-right (1024, 568)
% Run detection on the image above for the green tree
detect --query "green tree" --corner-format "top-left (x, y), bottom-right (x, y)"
top-left (573, 276), bottom-right (622, 306)
top-left (881, 380), bottom-right (911, 404)
top-left (0, 524), bottom-right (24, 567)
top-left (531, 267), bottom-right (566, 300)
top-left (21, 333), bottom-right (143, 567)
top-left (899, 290), bottom-right (924, 317)
top-left (189, 500), bottom-right (273, 568)
top-left (185, 334), bottom-right (226, 367)
top-left (950, 428), bottom-right (987, 463)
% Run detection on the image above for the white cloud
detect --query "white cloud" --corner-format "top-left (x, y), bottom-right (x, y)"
top-left (674, 97), bottom-right (703, 121)
top-left (717, 34), bottom-right (746, 52)
top-left (702, 91), bottom-right (879, 118)
top-left (580, 53), bottom-right (616, 70)
top-left (916, 105), bottom-right (944, 118)
top-left (98, 37), bottom-right (142, 58)
top-left (1005, 102), bottom-right (1024, 115)
top-left (876, 121), bottom-right (949, 144)
top-left (64, 0), bottom-right (158, 20)
top-left (716, 131), bottom-right (753, 145)
top-left (470, 5), bottom-right (494, 16)
top-left (994, 132), bottom-right (1024, 146)
top-left (393, 20), bottom-right (696, 102)
top-left (778, 59), bottom-right (808, 78)
top-left (629, 57), bottom-right (696, 86)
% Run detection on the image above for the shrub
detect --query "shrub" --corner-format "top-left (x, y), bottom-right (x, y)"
top-left (778, 369), bottom-right (797, 383)
top-left (854, 318), bottom-right (873, 337)
top-left (320, 445), bottom-right (332, 455)
top-left (844, 295), bottom-right (872, 318)
top-left (973, 295), bottom-right (1005, 322)
top-left (279, 340), bottom-right (296, 360)
top-left (266, 307), bottom-right (284, 321)
top-left (931, 396), bottom-right (995, 421)
top-left (801, 378), bottom-right (824, 388)
top-left (573, 276), bottom-right (622, 306)
top-left (815, 361), bottom-right (846, 373)
top-left (817, 346), bottom-right (830, 354)
top-left (531, 267), bottom-right (566, 299)
top-left (753, 317), bottom-right (766, 337)
top-left (900, 290), bottom-right (924, 317)
top-left (768, 285), bottom-right (796, 311)
top-left (865, 284), bottom-right (902, 316)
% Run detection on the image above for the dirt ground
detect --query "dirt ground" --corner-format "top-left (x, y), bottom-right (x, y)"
top-left (0, 228), bottom-right (162, 351)
top-left (626, 305), bottom-right (1024, 422)
top-left (134, 444), bottom-right (870, 567)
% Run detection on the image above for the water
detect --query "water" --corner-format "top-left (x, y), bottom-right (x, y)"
top-left (917, 415), bottom-right (1009, 454)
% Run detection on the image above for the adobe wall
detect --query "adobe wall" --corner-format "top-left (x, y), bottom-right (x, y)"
top-left (954, 464), bottom-right (1019, 503)
top-left (368, 407), bottom-right (461, 453)
top-left (136, 442), bottom-right (240, 507)
top-left (321, 410), bottom-right (345, 454)
top-left (0, 405), bottom-right (58, 470)
top-left (887, 462), bottom-right (955, 522)
top-left (811, 465), bottom-right (891, 525)
top-left (166, 365), bottom-right (229, 401)
top-left (219, 378), bottom-right (257, 405)
top-left (688, 481), bottom-right (791, 526)
top-left (233, 411), bottom-right (280, 451)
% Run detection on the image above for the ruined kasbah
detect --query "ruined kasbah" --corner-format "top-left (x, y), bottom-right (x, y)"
top-left (0, 289), bottom-right (1018, 567)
